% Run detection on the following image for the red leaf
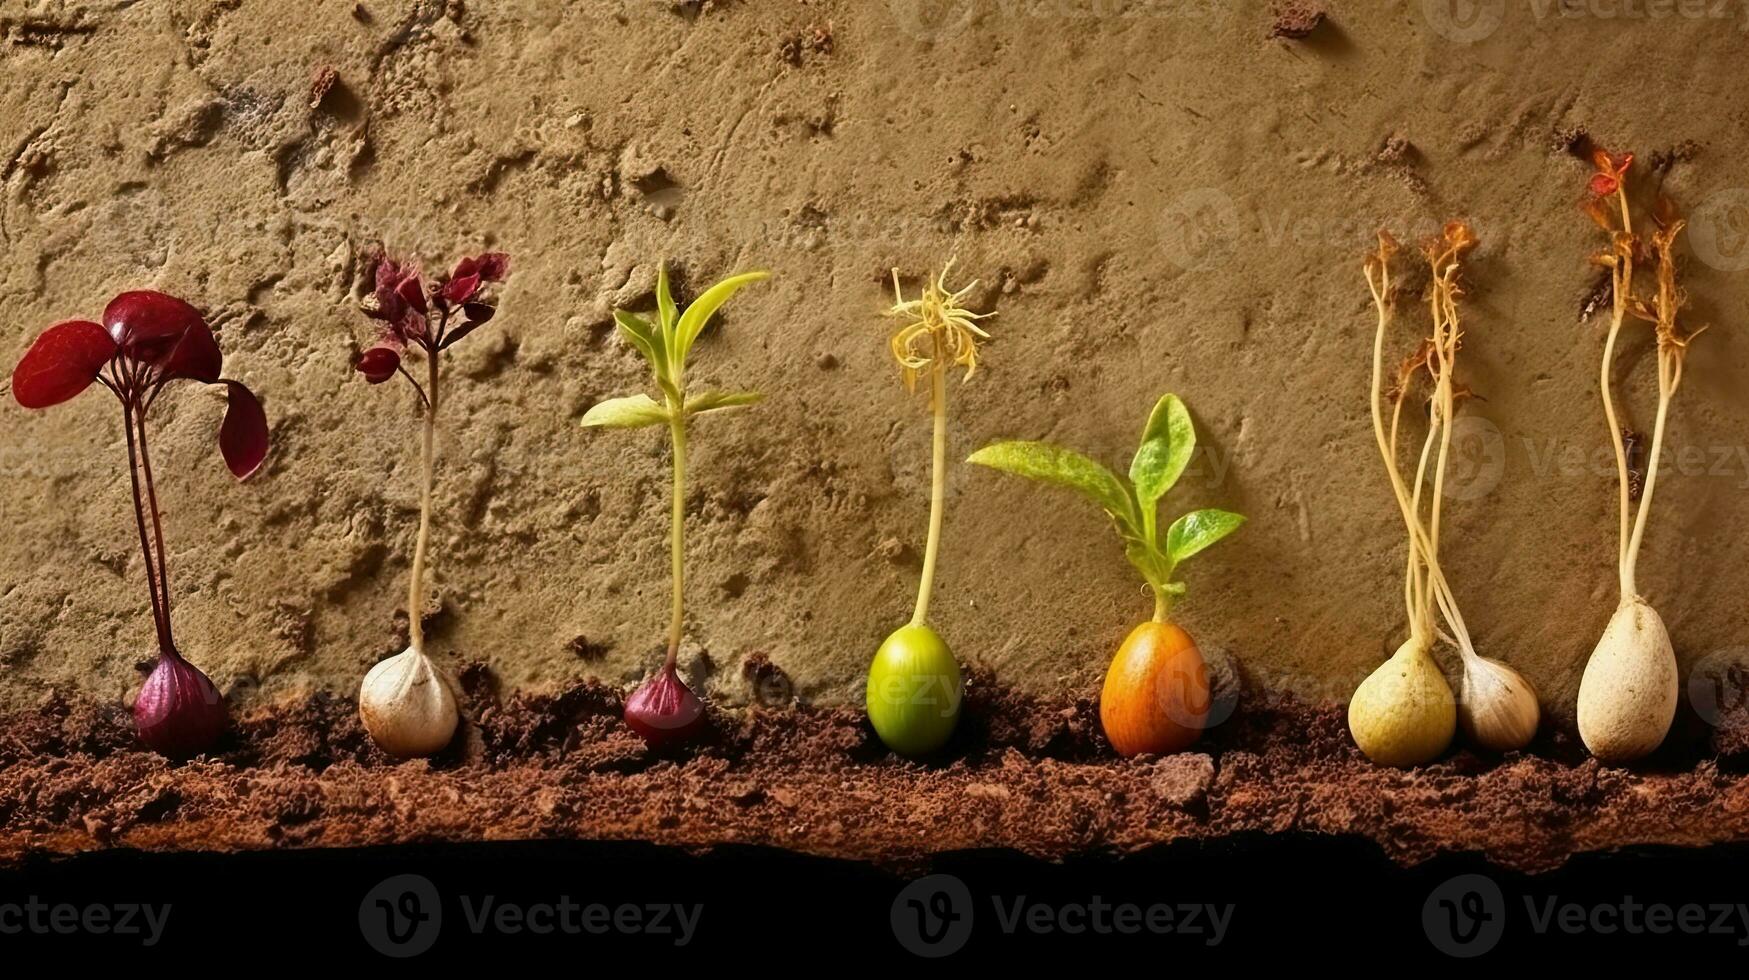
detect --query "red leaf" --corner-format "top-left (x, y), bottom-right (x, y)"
top-left (438, 321), bottom-right (481, 350)
top-left (1589, 173), bottom-right (1619, 197)
top-left (438, 303), bottom-right (495, 350)
top-left (356, 344), bottom-right (401, 383)
top-left (217, 381), bottom-right (269, 479)
top-left (11, 320), bottom-right (117, 408)
top-left (156, 318), bottom-right (223, 383)
top-left (452, 252), bottom-right (510, 283)
top-left (396, 275), bottom-right (428, 315)
top-left (473, 252), bottom-right (509, 282)
top-left (397, 309), bottom-right (429, 344)
top-left (103, 291), bottom-right (207, 365)
top-left (372, 255), bottom-right (414, 322)
top-left (441, 272), bottom-right (481, 305)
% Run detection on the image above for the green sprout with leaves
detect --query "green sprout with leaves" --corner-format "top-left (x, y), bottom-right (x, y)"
top-left (969, 395), bottom-right (1242, 623)
top-left (968, 394), bottom-right (1245, 757)
top-left (581, 262), bottom-right (769, 745)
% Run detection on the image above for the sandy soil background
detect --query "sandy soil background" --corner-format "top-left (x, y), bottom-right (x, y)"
top-left (1, 0), bottom-right (1746, 728)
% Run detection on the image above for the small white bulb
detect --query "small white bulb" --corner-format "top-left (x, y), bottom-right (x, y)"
top-left (1459, 655), bottom-right (1540, 752)
top-left (359, 647), bottom-right (460, 758)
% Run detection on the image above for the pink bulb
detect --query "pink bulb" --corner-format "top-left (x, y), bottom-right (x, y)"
top-left (623, 661), bottom-right (706, 746)
top-left (134, 652), bottom-right (227, 757)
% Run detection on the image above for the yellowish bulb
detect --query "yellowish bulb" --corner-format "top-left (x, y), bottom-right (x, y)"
top-left (1348, 639), bottom-right (1456, 767)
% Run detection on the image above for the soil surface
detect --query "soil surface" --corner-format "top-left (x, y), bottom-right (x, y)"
top-left (4, 674), bottom-right (1746, 874)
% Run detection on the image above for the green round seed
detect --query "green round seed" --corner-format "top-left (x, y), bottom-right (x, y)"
top-left (866, 623), bottom-right (963, 757)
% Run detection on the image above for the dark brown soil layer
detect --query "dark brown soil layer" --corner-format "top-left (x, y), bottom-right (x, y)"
top-left (3, 672), bottom-right (1746, 874)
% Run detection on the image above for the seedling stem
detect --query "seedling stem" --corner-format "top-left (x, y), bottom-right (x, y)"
top-left (408, 351), bottom-right (439, 655)
top-left (912, 332), bottom-right (949, 628)
top-left (666, 409), bottom-right (689, 666)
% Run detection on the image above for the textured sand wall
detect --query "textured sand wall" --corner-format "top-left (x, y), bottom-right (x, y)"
top-left (2, 0), bottom-right (1748, 722)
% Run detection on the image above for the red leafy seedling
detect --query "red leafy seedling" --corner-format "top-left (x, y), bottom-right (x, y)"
top-left (350, 250), bottom-right (509, 758)
top-left (10, 290), bottom-right (269, 756)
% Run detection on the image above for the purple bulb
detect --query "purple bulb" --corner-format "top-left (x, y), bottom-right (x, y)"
top-left (134, 652), bottom-right (227, 757)
top-left (623, 661), bottom-right (706, 746)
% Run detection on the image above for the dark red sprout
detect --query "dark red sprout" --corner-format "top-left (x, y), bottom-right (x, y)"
top-left (10, 290), bottom-right (270, 755)
top-left (353, 249), bottom-right (509, 387)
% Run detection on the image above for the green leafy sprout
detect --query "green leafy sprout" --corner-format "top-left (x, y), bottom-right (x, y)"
top-left (581, 262), bottom-right (769, 668)
top-left (967, 394), bottom-right (1244, 623)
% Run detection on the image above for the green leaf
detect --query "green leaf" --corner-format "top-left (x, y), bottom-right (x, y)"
top-left (580, 394), bottom-right (670, 429)
top-left (967, 441), bottom-right (1137, 529)
top-left (674, 270), bottom-right (770, 365)
top-left (655, 262), bottom-right (679, 346)
top-left (614, 310), bottom-right (666, 373)
top-left (1130, 394), bottom-right (1195, 513)
top-left (1165, 508), bottom-right (1245, 564)
top-left (614, 309), bottom-right (679, 403)
top-left (684, 390), bottom-right (762, 417)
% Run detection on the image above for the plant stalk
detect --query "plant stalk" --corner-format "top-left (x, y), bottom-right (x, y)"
top-left (665, 409), bottom-right (689, 668)
top-left (1367, 261), bottom-right (1432, 647)
top-left (122, 402), bottom-right (173, 655)
top-left (1601, 187), bottom-right (1636, 600)
top-left (911, 339), bottom-right (949, 628)
top-left (407, 351), bottom-right (439, 655)
top-left (133, 409), bottom-right (175, 640)
top-left (1622, 353), bottom-right (1677, 597)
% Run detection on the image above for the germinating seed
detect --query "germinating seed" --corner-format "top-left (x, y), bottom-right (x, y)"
top-left (350, 250), bottom-right (510, 758)
top-left (968, 392), bottom-right (1245, 757)
top-left (9, 290), bottom-right (269, 757)
top-left (1574, 151), bottom-right (1701, 764)
top-left (583, 263), bottom-right (769, 745)
top-left (1347, 224), bottom-right (1538, 765)
top-left (866, 262), bottom-right (992, 758)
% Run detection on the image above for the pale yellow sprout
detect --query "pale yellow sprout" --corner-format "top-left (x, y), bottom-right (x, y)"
top-left (887, 260), bottom-right (993, 395)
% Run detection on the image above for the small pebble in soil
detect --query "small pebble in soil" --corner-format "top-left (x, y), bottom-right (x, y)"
top-left (1269, 1), bottom-right (1326, 39)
